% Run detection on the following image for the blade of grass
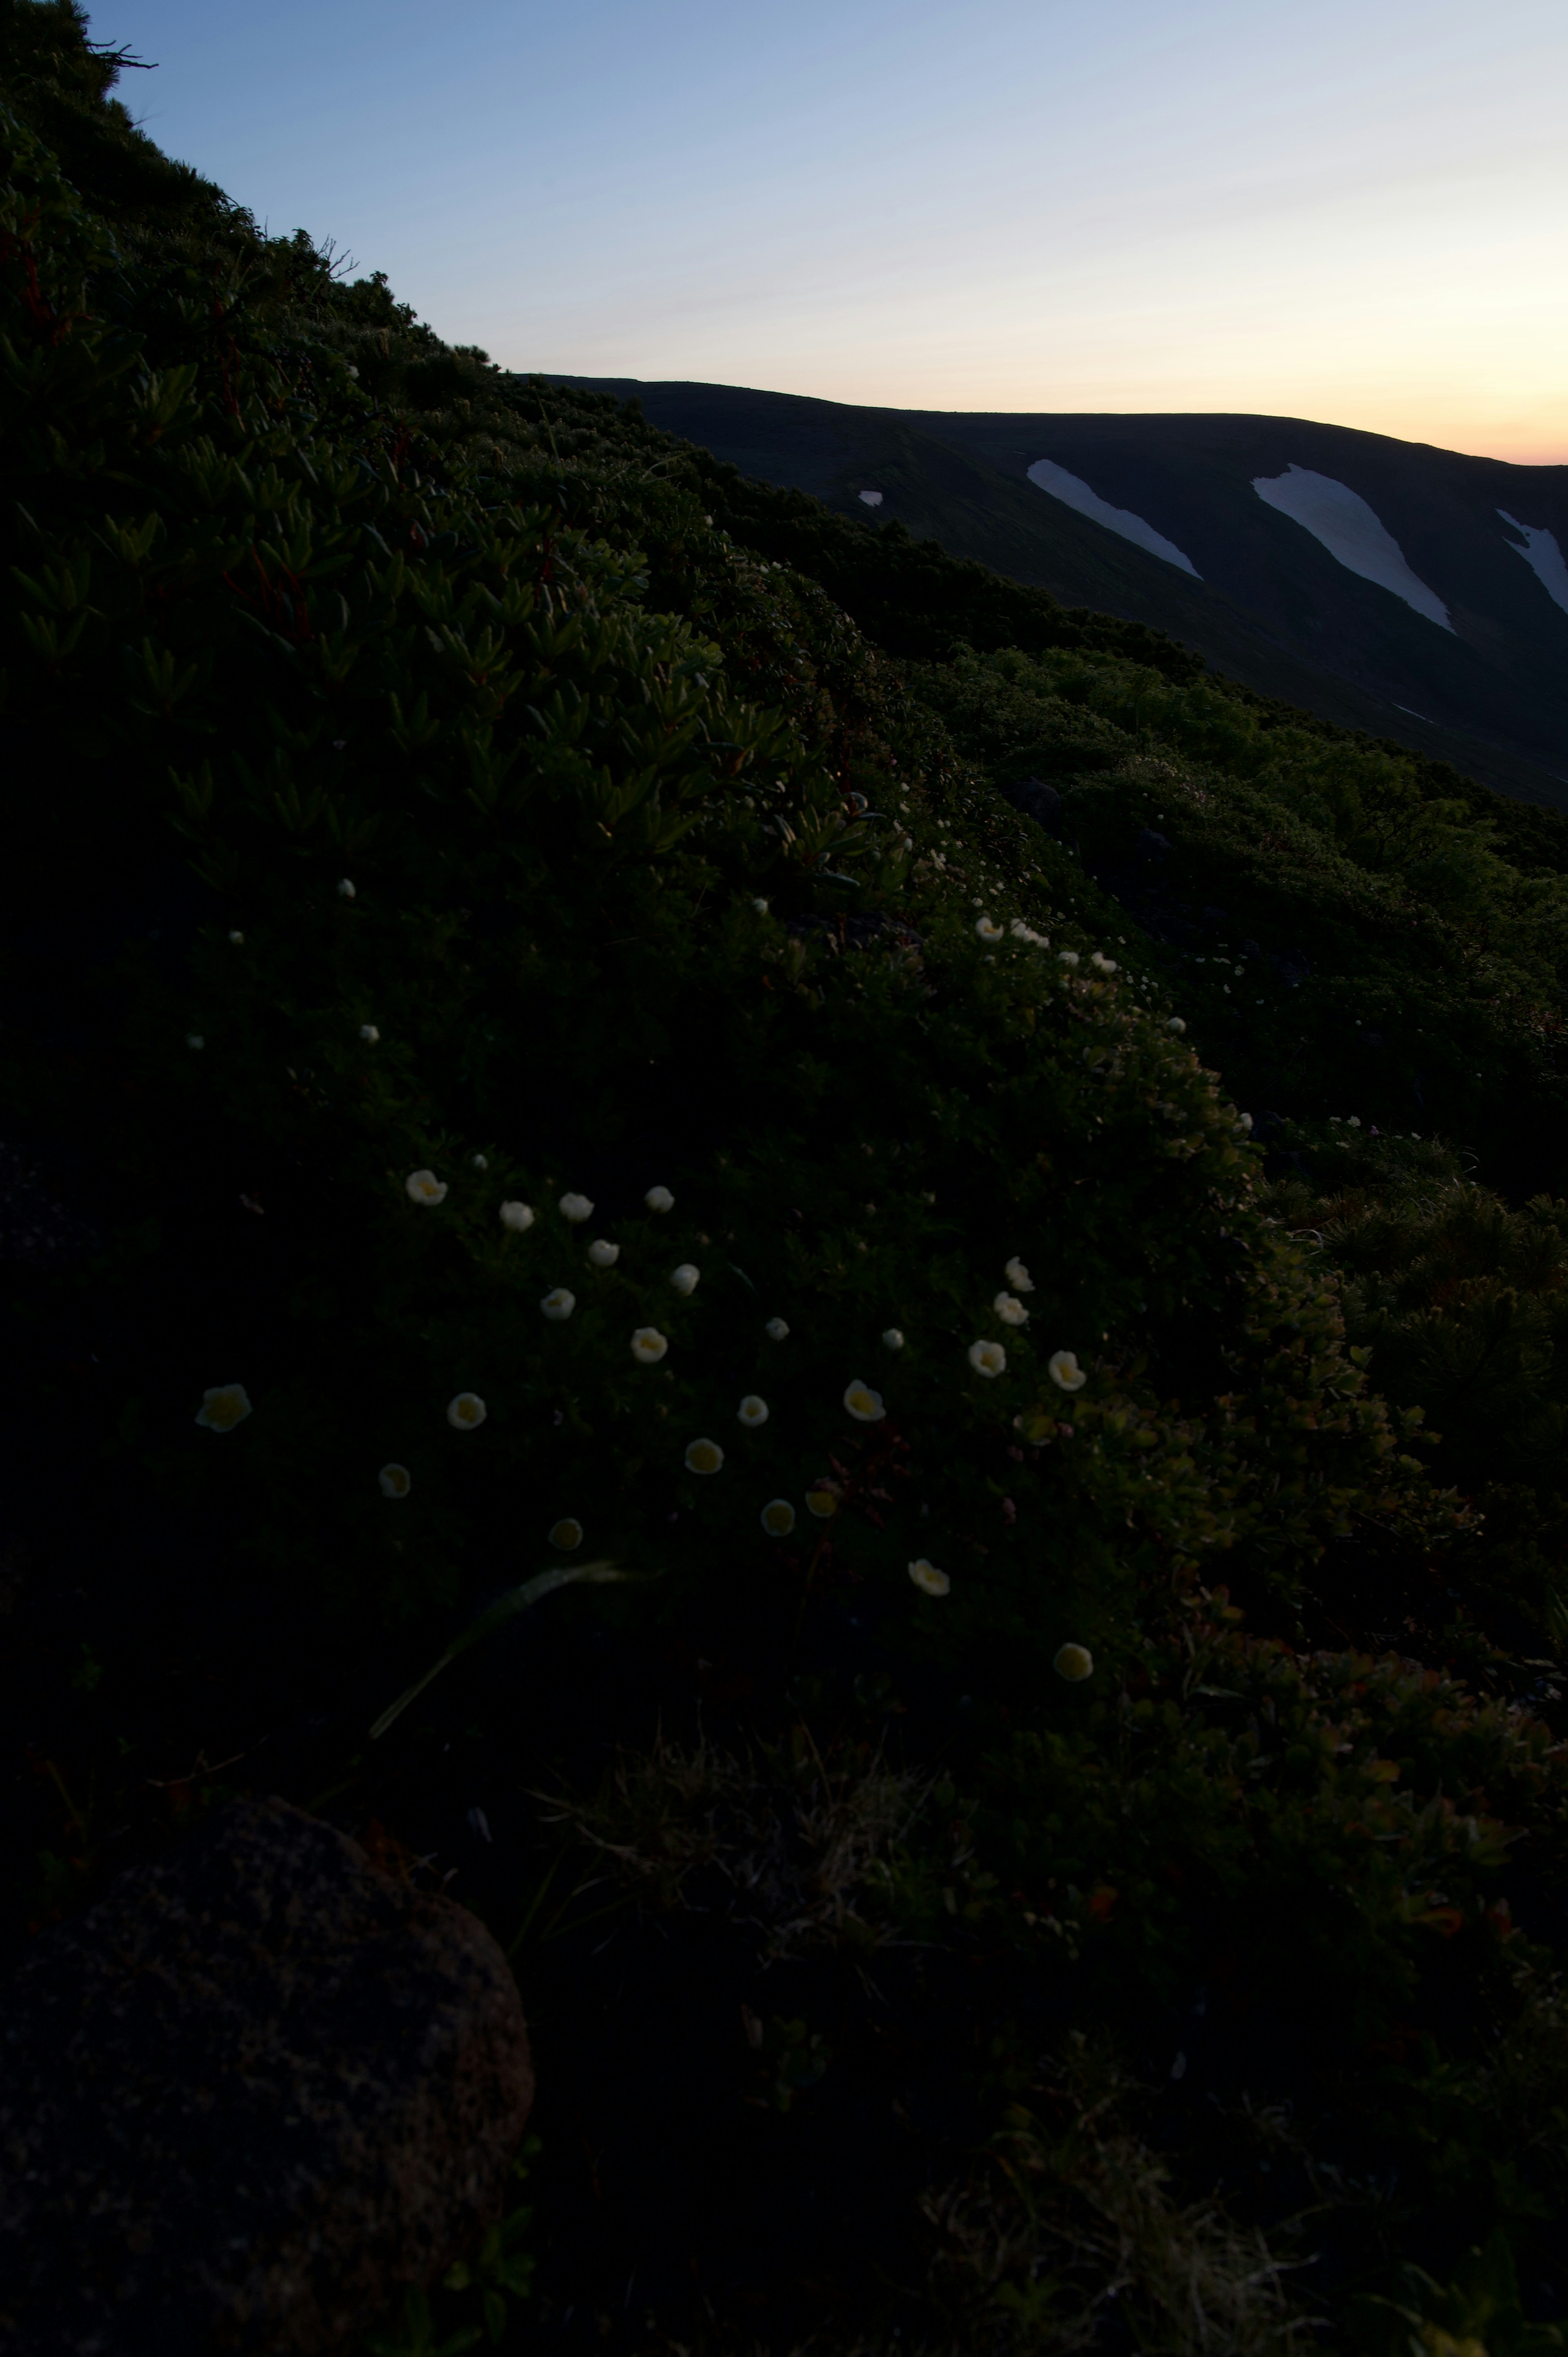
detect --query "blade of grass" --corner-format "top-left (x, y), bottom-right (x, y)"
top-left (369, 1560), bottom-right (637, 1741)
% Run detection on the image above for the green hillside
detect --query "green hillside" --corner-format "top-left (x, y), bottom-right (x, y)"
top-left (4, 7), bottom-right (1568, 2351)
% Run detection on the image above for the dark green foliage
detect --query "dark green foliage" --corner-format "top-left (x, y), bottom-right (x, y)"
top-left (5, 13), bottom-right (1568, 2349)
top-left (911, 643), bottom-right (1568, 1197)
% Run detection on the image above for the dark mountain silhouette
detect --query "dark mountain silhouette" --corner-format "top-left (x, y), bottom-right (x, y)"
top-left (546, 379), bottom-right (1568, 811)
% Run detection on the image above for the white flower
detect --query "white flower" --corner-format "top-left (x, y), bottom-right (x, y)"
top-left (975, 915), bottom-right (1004, 942)
top-left (738, 1395), bottom-right (770, 1427)
top-left (549, 1516), bottom-right (584, 1551)
top-left (228, 930), bottom-right (244, 945)
top-left (630, 1326), bottom-right (669, 1362)
top-left (472, 1153), bottom-right (488, 1169)
top-left (1090, 951), bottom-right (1118, 972)
top-left (1234, 1113), bottom-right (1254, 1134)
top-left (559, 1192), bottom-right (594, 1222)
top-left (499, 1200), bottom-right (535, 1232)
top-left (685, 1436), bottom-right (724, 1476)
top-left (843, 1379), bottom-right (886, 1422)
top-left (186, 1033), bottom-right (205, 1050)
top-left (379, 1463), bottom-right (412, 1499)
top-left (337, 878), bottom-right (356, 899)
top-left (541, 1288), bottom-right (575, 1320)
top-left (195, 1383), bottom-right (251, 1432)
top-left (405, 1169), bottom-right (448, 1206)
top-left (968, 1339), bottom-right (1007, 1378)
top-left (882, 1327), bottom-right (905, 1351)
top-left (1005, 1258), bottom-right (1034, 1293)
top-left (1048, 1349), bottom-right (1087, 1392)
top-left (587, 1238), bottom-right (621, 1267)
top-left (1058, 950), bottom-right (1080, 969)
top-left (447, 1392), bottom-right (487, 1430)
top-left (1167, 1017), bottom-right (1186, 1034)
top-left (765, 1317), bottom-right (790, 1341)
top-left (359, 1024), bottom-right (380, 1044)
top-left (804, 1485), bottom-right (840, 1518)
top-left (1054, 1642), bottom-right (1094, 1682)
top-left (761, 1498), bottom-right (796, 1537)
top-left (994, 1291), bottom-right (1029, 1327)
top-left (908, 1558), bottom-right (951, 1597)
top-left (1347, 1115), bottom-right (1362, 1129)
top-left (752, 898), bottom-right (770, 915)
top-left (670, 1263), bottom-right (700, 1296)
top-left (645, 1185), bottom-right (675, 1212)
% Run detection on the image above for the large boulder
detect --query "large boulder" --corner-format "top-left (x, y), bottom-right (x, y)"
top-left (0, 1797), bottom-right (534, 2355)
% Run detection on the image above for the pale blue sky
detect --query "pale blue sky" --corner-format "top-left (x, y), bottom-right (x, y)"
top-left (99, 0), bottom-right (1566, 459)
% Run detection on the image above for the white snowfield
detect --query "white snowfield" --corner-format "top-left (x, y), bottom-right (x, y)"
top-left (1498, 511), bottom-right (1568, 617)
top-left (858, 489), bottom-right (883, 506)
top-left (1252, 465), bottom-right (1452, 632)
top-left (1025, 458), bottom-right (1200, 577)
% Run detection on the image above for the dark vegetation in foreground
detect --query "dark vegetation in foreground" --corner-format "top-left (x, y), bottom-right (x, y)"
top-left (4, 7), bottom-right (1568, 2350)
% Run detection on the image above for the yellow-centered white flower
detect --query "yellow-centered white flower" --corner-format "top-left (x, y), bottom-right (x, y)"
top-left (968, 1339), bottom-right (1007, 1378)
top-left (630, 1327), bottom-right (668, 1362)
top-left (685, 1437), bottom-right (724, 1476)
top-left (499, 1201), bottom-right (535, 1232)
top-left (737, 1395), bottom-right (769, 1427)
top-left (587, 1238), bottom-right (620, 1267)
top-left (447, 1393), bottom-right (487, 1430)
top-left (760, 1498), bottom-right (796, 1537)
top-left (559, 1192), bottom-right (593, 1222)
top-left (378, 1463), bottom-right (411, 1498)
top-left (644, 1185), bottom-right (675, 1212)
top-left (550, 1517), bottom-right (584, 1552)
top-left (882, 1328), bottom-right (905, 1350)
top-left (406, 1169), bottom-right (448, 1206)
top-left (975, 915), bottom-right (1004, 943)
top-left (993, 1291), bottom-right (1029, 1327)
top-left (908, 1559), bottom-right (951, 1597)
top-left (195, 1384), bottom-right (251, 1432)
top-left (1048, 1349), bottom-right (1087, 1392)
top-left (843, 1379), bottom-right (885, 1422)
top-left (541, 1288), bottom-right (575, 1320)
top-left (765, 1316), bottom-right (790, 1340)
top-left (1005, 1258), bottom-right (1035, 1293)
top-left (670, 1264), bottom-right (700, 1296)
top-left (1054, 1642), bottom-right (1094, 1681)
top-left (804, 1485), bottom-right (840, 1518)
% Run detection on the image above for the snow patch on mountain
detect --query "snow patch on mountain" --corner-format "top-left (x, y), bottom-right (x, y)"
top-left (1026, 459), bottom-right (1200, 577)
top-left (1252, 466), bottom-right (1452, 631)
top-left (859, 490), bottom-right (883, 507)
top-left (1498, 511), bottom-right (1568, 617)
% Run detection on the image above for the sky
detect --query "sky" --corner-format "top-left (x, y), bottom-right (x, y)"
top-left (98, 0), bottom-right (1566, 464)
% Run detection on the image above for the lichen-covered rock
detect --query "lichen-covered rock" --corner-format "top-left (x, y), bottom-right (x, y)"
top-left (0, 1797), bottom-right (533, 2354)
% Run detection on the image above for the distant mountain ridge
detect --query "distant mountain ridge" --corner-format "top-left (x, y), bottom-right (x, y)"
top-left (543, 378), bottom-right (1568, 811)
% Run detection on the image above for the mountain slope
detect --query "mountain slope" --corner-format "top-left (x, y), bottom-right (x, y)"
top-left (546, 378), bottom-right (1568, 811)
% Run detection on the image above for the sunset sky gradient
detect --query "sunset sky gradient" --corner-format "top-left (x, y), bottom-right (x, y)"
top-left (102, 0), bottom-right (1566, 462)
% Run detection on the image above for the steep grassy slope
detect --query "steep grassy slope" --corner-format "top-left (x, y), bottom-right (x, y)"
top-left (4, 11), bottom-right (1568, 2354)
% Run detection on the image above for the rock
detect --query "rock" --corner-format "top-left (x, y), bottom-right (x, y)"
top-left (0, 1796), bottom-right (533, 2355)
top-left (1001, 775), bottom-right (1064, 835)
